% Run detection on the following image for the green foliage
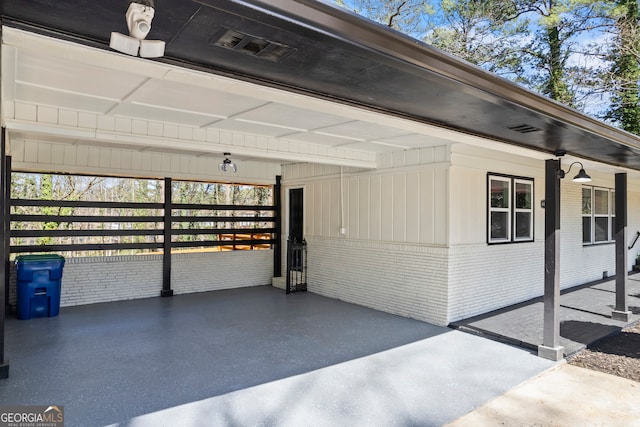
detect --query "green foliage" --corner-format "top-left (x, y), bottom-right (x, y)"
top-left (603, 0), bottom-right (640, 135)
top-left (425, 0), bottom-right (529, 79)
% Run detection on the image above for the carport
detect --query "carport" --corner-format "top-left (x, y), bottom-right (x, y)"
top-left (2, 0), bottom-right (640, 385)
top-left (1, 285), bottom-right (554, 426)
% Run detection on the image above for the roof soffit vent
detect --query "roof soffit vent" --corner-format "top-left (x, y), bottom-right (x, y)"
top-left (508, 124), bottom-right (542, 134)
top-left (211, 28), bottom-right (296, 62)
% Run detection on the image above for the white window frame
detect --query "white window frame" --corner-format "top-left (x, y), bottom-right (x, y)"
top-left (487, 174), bottom-right (534, 244)
top-left (582, 186), bottom-right (615, 245)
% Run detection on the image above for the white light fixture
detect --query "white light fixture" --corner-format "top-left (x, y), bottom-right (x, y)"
top-left (109, 1), bottom-right (165, 58)
top-left (218, 153), bottom-right (237, 173)
top-left (139, 39), bottom-right (166, 58)
top-left (109, 32), bottom-right (140, 56)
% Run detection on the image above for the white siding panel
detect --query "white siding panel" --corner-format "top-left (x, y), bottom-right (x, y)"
top-left (370, 175), bottom-right (381, 240)
top-left (87, 147), bottom-right (100, 167)
top-left (330, 179), bottom-right (341, 237)
top-left (419, 170), bottom-right (435, 244)
top-left (110, 150), bottom-right (122, 169)
top-left (358, 176), bottom-right (370, 240)
top-left (449, 167), bottom-right (486, 245)
top-left (349, 177), bottom-right (359, 239)
top-left (305, 184), bottom-right (314, 237)
top-left (15, 103), bottom-right (37, 121)
top-left (406, 172), bottom-right (420, 243)
top-left (37, 142), bottom-right (51, 164)
top-left (322, 181), bottom-right (332, 237)
top-left (313, 182), bottom-right (322, 237)
top-left (10, 139), bottom-right (25, 162)
top-left (380, 175), bottom-right (393, 241)
top-left (393, 173), bottom-right (406, 242)
top-left (24, 140), bottom-right (38, 163)
top-left (50, 143), bottom-right (65, 165)
top-left (63, 145), bottom-right (76, 166)
top-left (99, 148), bottom-right (110, 169)
top-left (434, 168), bottom-right (448, 244)
top-left (76, 145), bottom-right (89, 166)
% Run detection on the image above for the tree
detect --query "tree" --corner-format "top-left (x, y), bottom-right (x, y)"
top-left (519, 1), bottom-right (612, 108)
top-left (335, 0), bottom-right (434, 36)
top-left (424, 0), bottom-right (529, 81)
top-left (603, 0), bottom-right (640, 134)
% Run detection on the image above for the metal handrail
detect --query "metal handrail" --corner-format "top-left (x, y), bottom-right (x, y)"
top-left (629, 231), bottom-right (640, 250)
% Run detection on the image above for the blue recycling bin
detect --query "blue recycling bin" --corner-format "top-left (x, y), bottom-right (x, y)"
top-left (15, 255), bottom-right (65, 320)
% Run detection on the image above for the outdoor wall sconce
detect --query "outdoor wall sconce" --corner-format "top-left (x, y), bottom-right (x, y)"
top-left (109, 0), bottom-right (165, 58)
top-left (558, 161), bottom-right (592, 183)
top-left (218, 153), bottom-right (237, 173)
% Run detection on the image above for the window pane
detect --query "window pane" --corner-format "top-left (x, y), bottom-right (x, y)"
top-left (491, 212), bottom-right (509, 240)
top-left (515, 182), bottom-right (532, 209)
top-left (595, 217), bottom-right (609, 242)
top-left (582, 217), bottom-right (591, 243)
top-left (582, 188), bottom-right (591, 214)
top-left (594, 189), bottom-right (608, 215)
top-left (611, 192), bottom-right (615, 215)
top-left (515, 212), bottom-right (531, 239)
top-left (490, 179), bottom-right (509, 208)
top-left (611, 217), bottom-right (616, 240)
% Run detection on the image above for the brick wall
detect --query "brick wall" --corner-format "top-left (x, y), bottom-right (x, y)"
top-left (172, 250), bottom-right (273, 294)
top-left (8, 251), bottom-right (273, 310)
top-left (447, 242), bottom-right (544, 322)
top-left (307, 236), bottom-right (449, 325)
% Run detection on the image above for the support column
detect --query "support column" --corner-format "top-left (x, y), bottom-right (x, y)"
top-left (613, 173), bottom-right (631, 321)
top-left (538, 159), bottom-right (564, 361)
top-left (1, 129), bottom-right (10, 379)
top-left (273, 175), bottom-right (282, 277)
top-left (3, 156), bottom-right (9, 308)
top-left (161, 177), bottom-right (173, 297)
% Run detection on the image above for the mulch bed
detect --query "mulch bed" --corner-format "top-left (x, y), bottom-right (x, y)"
top-left (568, 321), bottom-right (640, 382)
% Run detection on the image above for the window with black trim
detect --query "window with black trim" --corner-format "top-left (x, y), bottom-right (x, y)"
top-left (582, 186), bottom-right (615, 244)
top-left (488, 174), bottom-right (534, 243)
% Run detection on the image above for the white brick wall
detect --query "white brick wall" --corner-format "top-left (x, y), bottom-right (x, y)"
top-left (8, 255), bottom-right (162, 308)
top-left (8, 251), bottom-right (273, 310)
top-left (172, 250), bottom-right (273, 294)
top-left (60, 255), bottom-right (163, 306)
top-left (307, 236), bottom-right (449, 325)
top-left (448, 242), bottom-right (544, 322)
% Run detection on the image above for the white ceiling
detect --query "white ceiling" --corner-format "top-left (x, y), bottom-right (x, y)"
top-left (1, 27), bottom-right (546, 169)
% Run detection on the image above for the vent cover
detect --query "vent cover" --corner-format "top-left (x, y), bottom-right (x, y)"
top-left (508, 124), bottom-right (542, 134)
top-left (211, 28), bottom-right (295, 62)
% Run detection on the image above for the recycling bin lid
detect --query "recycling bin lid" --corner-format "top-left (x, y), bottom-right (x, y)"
top-left (15, 254), bottom-right (65, 262)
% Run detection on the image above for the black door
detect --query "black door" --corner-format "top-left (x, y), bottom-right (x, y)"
top-left (289, 188), bottom-right (303, 242)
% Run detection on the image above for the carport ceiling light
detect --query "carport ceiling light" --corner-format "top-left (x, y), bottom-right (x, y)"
top-left (219, 153), bottom-right (237, 173)
top-left (109, 1), bottom-right (165, 58)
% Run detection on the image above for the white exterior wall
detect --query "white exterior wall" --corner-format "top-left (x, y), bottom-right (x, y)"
top-left (446, 145), bottom-right (638, 322)
top-left (447, 145), bottom-right (546, 321)
top-left (9, 251), bottom-right (273, 309)
top-left (282, 145), bottom-right (451, 325)
top-left (172, 250), bottom-right (273, 294)
top-left (308, 237), bottom-right (448, 323)
top-left (283, 142), bottom-right (640, 327)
